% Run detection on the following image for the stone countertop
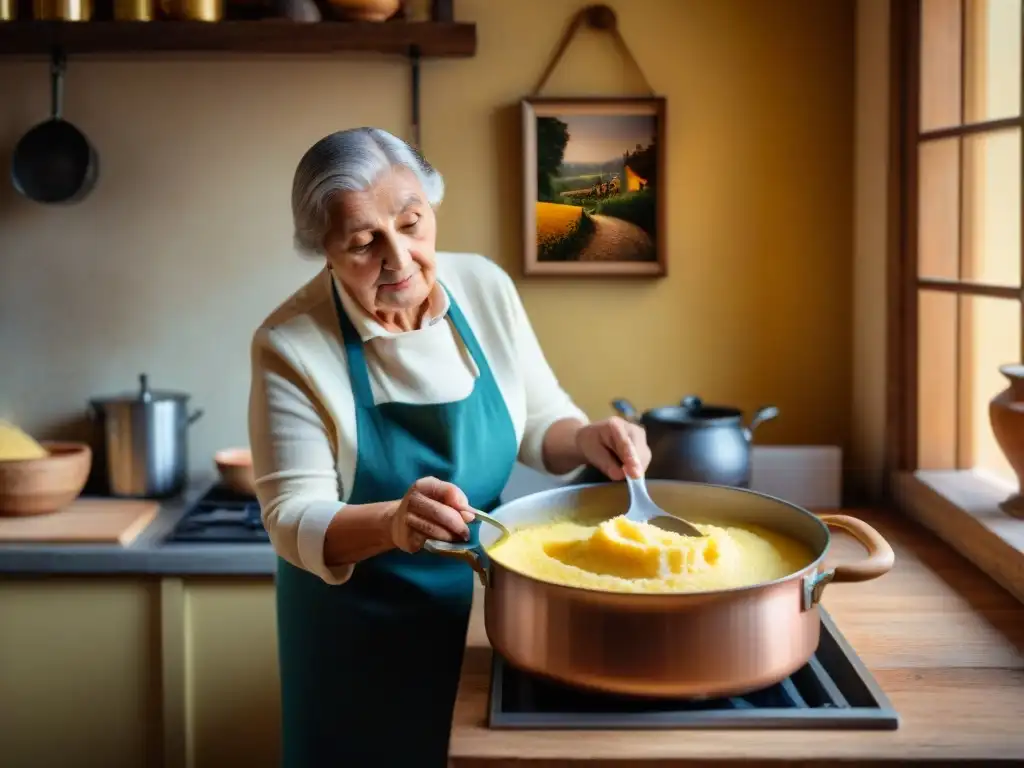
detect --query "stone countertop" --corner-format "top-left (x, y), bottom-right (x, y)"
top-left (0, 463), bottom-right (566, 577)
top-left (449, 507), bottom-right (1024, 766)
top-left (0, 475), bottom-right (277, 577)
top-left (0, 450), bottom-right (837, 578)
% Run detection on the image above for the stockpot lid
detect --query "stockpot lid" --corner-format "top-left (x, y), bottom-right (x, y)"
top-left (645, 395), bottom-right (742, 427)
top-left (89, 373), bottom-right (191, 407)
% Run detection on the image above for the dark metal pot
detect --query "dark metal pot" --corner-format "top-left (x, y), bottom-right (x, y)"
top-left (11, 50), bottom-right (99, 205)
top-left (425, 480), bottom-right (894, 699)
top-left (580, 395), bottom-right (779, 488)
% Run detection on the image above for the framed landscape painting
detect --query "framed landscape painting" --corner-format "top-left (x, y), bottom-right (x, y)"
top-left (521, 97), bottom-right (667, 277)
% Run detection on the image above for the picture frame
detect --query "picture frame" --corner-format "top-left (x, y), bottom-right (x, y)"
top-left (521, 96), bottom-right (667, 277)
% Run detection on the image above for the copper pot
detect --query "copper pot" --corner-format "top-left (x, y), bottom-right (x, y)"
top-left (426, 480), bottom-right (894, 699)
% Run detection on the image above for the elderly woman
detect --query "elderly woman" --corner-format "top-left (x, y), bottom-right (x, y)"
top-left (248, 127), bottom-right (652, 767)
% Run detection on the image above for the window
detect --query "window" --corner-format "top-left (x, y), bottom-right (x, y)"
top-left (897, 0), bottom-right (1023, 487)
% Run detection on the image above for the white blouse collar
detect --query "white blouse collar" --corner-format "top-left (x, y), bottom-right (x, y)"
top-left (330, 270), bottom-right (450, 341)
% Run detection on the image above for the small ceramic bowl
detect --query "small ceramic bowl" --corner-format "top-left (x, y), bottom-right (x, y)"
top-left (214, 447), bottom-right (256, 497)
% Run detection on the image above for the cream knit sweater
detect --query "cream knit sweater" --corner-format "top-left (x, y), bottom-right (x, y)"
top-left (248, 251), bottom-right (588, 584)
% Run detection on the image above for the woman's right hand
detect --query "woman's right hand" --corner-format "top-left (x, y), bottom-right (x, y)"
top-left (388, 476), bottom-right (476, 553)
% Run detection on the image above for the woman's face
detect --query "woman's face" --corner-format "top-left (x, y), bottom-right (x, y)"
top-left (324, 165), bottom-right (437, 327)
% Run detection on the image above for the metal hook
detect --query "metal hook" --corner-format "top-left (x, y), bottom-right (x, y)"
top-left (408, 44), bottom-right (422, 150)
top-left (583, 4), bottom-right (617, 30)
top-left (50, 46), bottom-right (66, 76)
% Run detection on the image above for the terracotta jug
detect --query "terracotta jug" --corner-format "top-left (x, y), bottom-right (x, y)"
top-left (990, 364), bottom-right (1024, 515)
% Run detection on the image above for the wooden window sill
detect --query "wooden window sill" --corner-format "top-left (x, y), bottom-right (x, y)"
top-left (893, 470), bottom-right (1024, 603)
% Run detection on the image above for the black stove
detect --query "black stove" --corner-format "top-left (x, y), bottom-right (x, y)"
top-left (488, 609), bottom-right (898, 730)
top-left (165, 484), bottom-right (268, 544)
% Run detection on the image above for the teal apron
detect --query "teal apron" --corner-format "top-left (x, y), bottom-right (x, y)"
top-left (275, 279), bottom-right (518, 767)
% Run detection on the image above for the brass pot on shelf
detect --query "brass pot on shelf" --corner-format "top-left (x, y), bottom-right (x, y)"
top-left (33, 0), bottom-right (93, 20)
top-left (160, 0), bottom-right (223, 21)
top-left (115, 0), bottom-right (155, 20)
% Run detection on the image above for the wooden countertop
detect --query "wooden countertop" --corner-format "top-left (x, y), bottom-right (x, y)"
top-left (450, 508), bottom-right (1024, 766)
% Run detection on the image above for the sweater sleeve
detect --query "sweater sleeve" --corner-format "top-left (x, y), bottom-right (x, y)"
top-left (248, 326), bottom-right (354, 585)
top-left (500, 274), bottom-right (590, 474)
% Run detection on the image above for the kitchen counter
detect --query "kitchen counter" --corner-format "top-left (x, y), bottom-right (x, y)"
top-left (0, 476), bottom-right (278, 576)
top-left (450, 507), bottom-right (1024, 766)
top-left (0, 463), bottom-right (566, 577)
top-left (0, 457), bottom-right (835, 578)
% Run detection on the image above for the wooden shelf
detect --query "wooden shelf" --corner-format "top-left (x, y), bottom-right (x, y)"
top-left (0, 20), bottom-right (477, 58)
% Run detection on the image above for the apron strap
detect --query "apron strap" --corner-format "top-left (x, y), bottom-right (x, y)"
top-left (331, 277), bottom-right (376, 409)
top-left (442, 284), bottom-right (499, 391)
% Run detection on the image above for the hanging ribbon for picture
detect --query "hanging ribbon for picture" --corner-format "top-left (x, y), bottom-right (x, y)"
top-left (530, 4), bottom-right (655, 97)
top-left (522, 5), bottom-right (666, 279)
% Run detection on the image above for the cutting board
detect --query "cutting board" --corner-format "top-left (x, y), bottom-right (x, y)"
top-left (0, 498), bottom-right (160, 545)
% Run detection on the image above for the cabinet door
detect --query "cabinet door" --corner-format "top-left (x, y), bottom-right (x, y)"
top-left (0, 578), bottom-right (161, 768)
top-left (184, 579), bottom-right (279, 768)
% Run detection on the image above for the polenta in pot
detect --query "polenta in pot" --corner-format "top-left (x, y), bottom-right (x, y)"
top-left (486, 514), bottom-right (816, 594)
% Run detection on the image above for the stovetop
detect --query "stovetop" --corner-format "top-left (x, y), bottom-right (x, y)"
top-left (165, 484), bottom-right (268, 544)
top-left (488, 609), bottom-right (898, 730)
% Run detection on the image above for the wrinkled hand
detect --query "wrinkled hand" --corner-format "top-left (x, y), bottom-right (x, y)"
top-left (388, 476), bottom-right (476, 554)
top-left (575, 417), bottom-right (652, 481)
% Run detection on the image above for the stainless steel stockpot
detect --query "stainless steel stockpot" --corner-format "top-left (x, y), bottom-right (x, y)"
top-left (89, 373), bottom-right (203, 498)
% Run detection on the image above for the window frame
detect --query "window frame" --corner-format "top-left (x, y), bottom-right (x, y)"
top-left (887, 0), bottom-right (1024, 486)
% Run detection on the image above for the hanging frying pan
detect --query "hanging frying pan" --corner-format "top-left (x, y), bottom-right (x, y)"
top-left (11, 49), bottom-right (99, 205)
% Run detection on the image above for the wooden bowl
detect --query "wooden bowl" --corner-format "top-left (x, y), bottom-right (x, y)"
top-left (214, 448), bottom-right (256, 497)
top-left (326, 0), bottom-right (400, 21)
top-left (0, 441), bottom-right (92, 517)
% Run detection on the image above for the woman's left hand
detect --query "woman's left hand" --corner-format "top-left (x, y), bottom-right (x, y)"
top-left (575, 417), bottom-right (652, 481)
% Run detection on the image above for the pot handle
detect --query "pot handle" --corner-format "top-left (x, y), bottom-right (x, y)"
top-left (185, 408), bottom-right (205, 426)
top-left (680, 395), bottom-right (702, 411)
top-left (802, 514), bottom-right (895, 609)
top-left (744, 405), bottom-right (779, 441)
top-left (423, 538), bottom-right (489, 586)
top-left (611, 398), bottom-right (639, 422)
